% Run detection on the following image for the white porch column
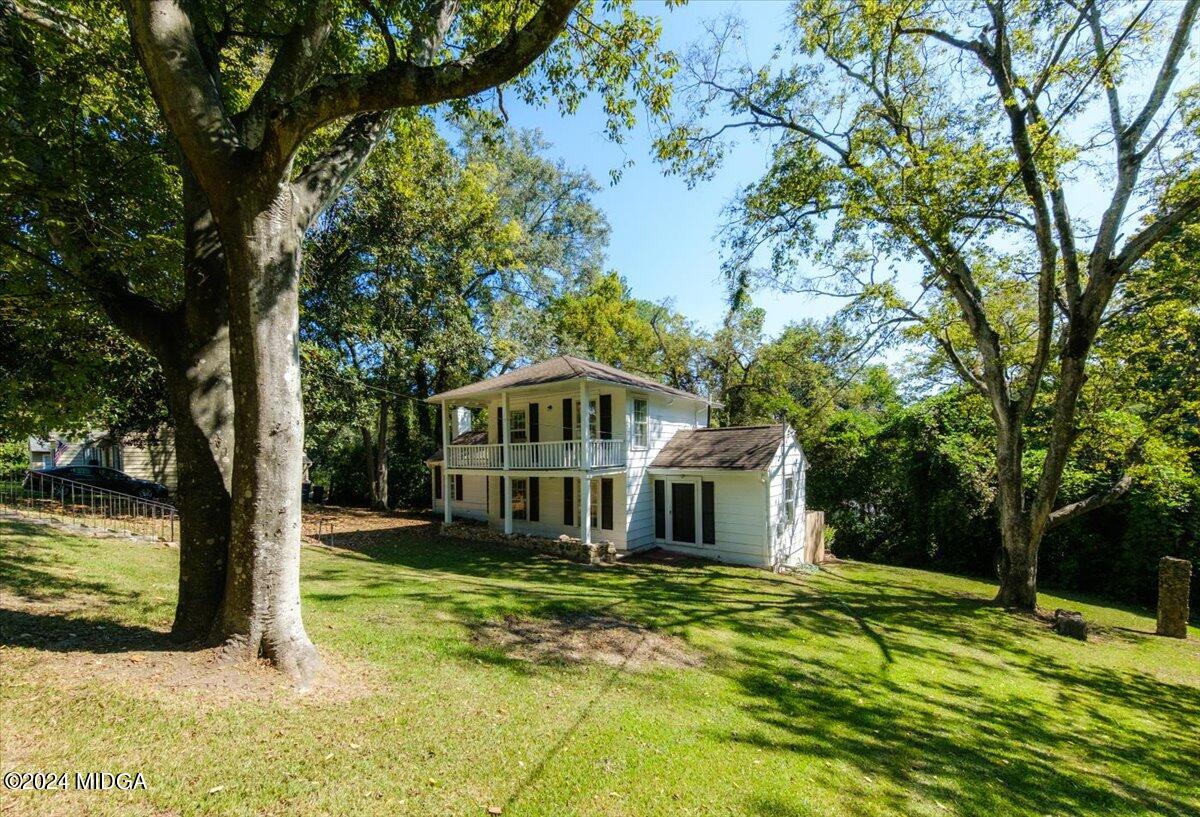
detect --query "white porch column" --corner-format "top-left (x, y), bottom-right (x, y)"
top-left (579, 380), bottom-right (591, 545)
top-left (441, 401), bottom-right (452, 524)
top-left (502, 390), bottom-right (512, 535)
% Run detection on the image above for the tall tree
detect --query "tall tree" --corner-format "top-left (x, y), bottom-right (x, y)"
top-left (2, 1), bottom-right (234, 642)
top-left (661, 0), bottom-right (1200, 609)
top-left (6, 0), bottom-right (671, 683)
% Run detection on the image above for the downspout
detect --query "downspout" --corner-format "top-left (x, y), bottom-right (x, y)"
top-left (762, 469), bottom-right (773, 570)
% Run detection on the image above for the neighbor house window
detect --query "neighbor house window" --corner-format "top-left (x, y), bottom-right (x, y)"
top-left (512, 478), bottom-right (528, 520)
top-left (632, 398), bottom-right (648, 449)
top-left (509, 409), bottom-right (527, 443)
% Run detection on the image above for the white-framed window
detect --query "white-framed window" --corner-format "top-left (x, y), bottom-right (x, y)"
top-left (590, 477), bottom-right (600, 528)
top-left (509, 409), bottom-right (527, 443)
top-left (632, 398), bottom-right (648, 449)
top-left (575, 400), bottom-right (598, 439)
top-left (512, 478), bottom-right (528, 520)
top-left (785, 474), bottom-right (796, 523)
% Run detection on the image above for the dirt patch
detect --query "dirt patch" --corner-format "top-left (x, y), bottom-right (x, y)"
top-left (471, 614), bottom-right (704, 672)
top-left (3, 639), bottom-right (379, 709)
top-left (1, 589), bottom-right (378, 708)
top-left (302, 504), bottom-right (437, 548)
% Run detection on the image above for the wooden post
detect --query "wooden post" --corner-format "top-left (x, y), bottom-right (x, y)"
top-left (502, 390), bottom-right (512, 535)
top-left (441, 401), bottom-right (452, 524)
top-left (579, 380), bottom-right (591, 545)
top-left (1157, 557), bottom-right (1191, 638)
top-left (804, 510), bottom-right (826, 564)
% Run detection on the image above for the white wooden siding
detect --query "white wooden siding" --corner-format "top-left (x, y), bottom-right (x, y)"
top-left (625, 395), bottom-right (706, 550)
top-left (432, 473), bottom-right (488, 521)
top-left (768, 427), bottom-right (809, 568)
top-left (485, 474), bottom-right (627, 547)
top-left (647, 471), bottom-right (770, 566)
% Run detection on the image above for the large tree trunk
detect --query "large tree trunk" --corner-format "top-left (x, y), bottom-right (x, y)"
top-left (163, 183), bottom-right (234, 641)
top-left (214, 187), bottom-right (319, 686)
top-left (162, 355), bottom-right (232, 640)
top-left (362, 399), bottom-right (389, 510)
top-left (991, 413), bottom-right (1040, 610)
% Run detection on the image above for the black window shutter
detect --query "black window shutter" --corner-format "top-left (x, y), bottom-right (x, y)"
top-left (599, 394), bottom-right (612, 440)
top-left (562, 398), bottom-right (573, 440)
top-left (529, 477), bottom-right (540, 522)
top-left (455, 474), bottom-right (464, 501)
top-left (601, 478), bottom-right (613, 530)
top-left (529, 403), bottom-right (540, 443)
top-left (563, 477), bottom-right (574, 525)
top-left (653, 479), bottom-right (665, 538)
top-left (497, 406), bottom-right (504, 465)
top-left (434, 466), bottom-right (442, 499)
top-left (702, 481), bottom-right (715, 544)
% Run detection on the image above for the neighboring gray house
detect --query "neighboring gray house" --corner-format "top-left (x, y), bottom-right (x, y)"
top-left (27, 430), bottom-right (178, 490)
top-left (425, 356), bottom-right (811, 569)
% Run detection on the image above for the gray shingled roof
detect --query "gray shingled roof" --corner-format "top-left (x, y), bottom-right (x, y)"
top-left (650, 425), bottom-right (784, 471)
top-left (426, 429), bottom-right (488, 463)
top-left (427, 355), bottom-right (713, 405)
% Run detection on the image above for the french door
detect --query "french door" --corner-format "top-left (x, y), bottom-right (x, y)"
top-left (655, 477), bottom-right (703, 546)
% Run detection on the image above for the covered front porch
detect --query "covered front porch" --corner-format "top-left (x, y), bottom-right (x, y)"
top-left (433, 374), bottom-right (628, 547)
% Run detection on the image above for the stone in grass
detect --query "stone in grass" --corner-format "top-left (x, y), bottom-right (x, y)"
top-left (1156, 556), bottom-right (1191, 639)
top-left (1053, 609), bottom-right (1087, 641)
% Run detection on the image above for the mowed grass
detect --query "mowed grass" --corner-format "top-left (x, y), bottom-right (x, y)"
top-left (2, 515), bottom-right (1199, 817)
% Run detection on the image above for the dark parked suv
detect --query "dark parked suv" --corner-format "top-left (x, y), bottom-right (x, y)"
top-left (28, 466), bottom-right (170, 501)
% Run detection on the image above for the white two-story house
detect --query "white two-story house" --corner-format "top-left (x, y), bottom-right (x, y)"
top-left (425, 356), bottom-right (811, 569)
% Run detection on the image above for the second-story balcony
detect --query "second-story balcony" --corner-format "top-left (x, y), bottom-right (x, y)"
top-left (446, 439), bottom-right (626, 471)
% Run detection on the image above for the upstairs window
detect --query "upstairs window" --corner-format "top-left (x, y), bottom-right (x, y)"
top-left (509, 409), bottom-right (527, 444)
top-left (575, 400), bottom-right (599, 439)
top-left (632, 398), bottom-right (649, 449)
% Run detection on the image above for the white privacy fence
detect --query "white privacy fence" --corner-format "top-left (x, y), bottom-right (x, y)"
top-left (445, 439), bottom-right (626, 470)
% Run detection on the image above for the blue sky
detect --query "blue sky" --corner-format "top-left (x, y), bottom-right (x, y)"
top-left (500, 1), bottom-right (818, 335)
top-left (493, 1), bottom-right (1186, 342)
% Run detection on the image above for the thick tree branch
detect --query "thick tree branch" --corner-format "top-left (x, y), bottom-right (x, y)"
top-left (1089, 0), bottom-right (1198, 271)
top-left (1122, 0), bottom-right (1199, 145)
top-left (1112, 192), bottom-right (1200, 275)
top-left (1047, 471), bottom-right (1135, 529)
top-left (292, 111), bottom-right (394, 230)
top-left (239, 0), bottom-right (336, 150)
top-left (4, 0), bottom-right (89, 42)
top-left (267, 0), bottom-right (577, 158)
top-left (289, 0), bottom-right (461, 231)
top-left (122, 0), bottom-right (241, 192)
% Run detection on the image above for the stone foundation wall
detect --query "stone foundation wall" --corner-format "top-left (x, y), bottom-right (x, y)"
top-left (441, 522), bottom-right (616, 565)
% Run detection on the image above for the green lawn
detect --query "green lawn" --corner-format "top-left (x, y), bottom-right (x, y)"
top-left (2, 514), bottom-right (1198, 817)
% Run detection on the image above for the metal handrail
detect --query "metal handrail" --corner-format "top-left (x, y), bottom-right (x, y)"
top-left (1, 469), bottom-right (178, 543)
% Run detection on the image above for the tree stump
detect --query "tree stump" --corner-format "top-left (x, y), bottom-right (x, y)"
top-left (1156, 557), bottom-right (1192, 639)
top-left (1053, 609), bottom-right (1087, 641)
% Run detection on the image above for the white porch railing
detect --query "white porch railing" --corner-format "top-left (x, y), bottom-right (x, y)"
top-left (447, 443), bottom-right (503, 469)
top-left (509, 440), bottom-right (584, 469)
top-left (590, 438), bottom-right (626, 468)
top-left (446, 439), bottom-right (626, 470)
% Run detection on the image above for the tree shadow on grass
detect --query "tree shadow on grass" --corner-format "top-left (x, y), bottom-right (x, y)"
top-left (0, 606), bottom-right (171, 653)
top-left (309, 523), bottom-right (1200, 815)
top-left (0, 519), bottom-right (181, 654)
